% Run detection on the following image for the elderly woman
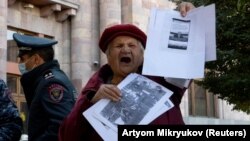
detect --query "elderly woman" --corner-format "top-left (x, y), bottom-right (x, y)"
top-left (59, 2), bottom-right (195, 141)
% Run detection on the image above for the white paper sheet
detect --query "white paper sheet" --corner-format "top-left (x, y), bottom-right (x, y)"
top-left (142, 5), bottom-right (216, 79)
top-left (143, 98), bottom-right (174, 122)
top-left (187, 4), bottom-right (216, 61)
top-left (204, 4), bottom-right (216, 61)
top-left (83, 103), bottom-right (117, 141)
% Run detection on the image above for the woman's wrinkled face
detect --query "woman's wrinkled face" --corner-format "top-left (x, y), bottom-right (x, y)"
top-left (107, 36), bottom-right (144, 78)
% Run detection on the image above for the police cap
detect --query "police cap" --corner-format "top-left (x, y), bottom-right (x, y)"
top-left (13, 33), bottom-right (58, 57)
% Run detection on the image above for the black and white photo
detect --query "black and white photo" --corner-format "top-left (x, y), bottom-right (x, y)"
top-left (168, 18), bottom-right (190, 50)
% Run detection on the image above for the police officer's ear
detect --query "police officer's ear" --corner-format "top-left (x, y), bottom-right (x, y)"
top-left (33, 53), bottom-right (45, 66)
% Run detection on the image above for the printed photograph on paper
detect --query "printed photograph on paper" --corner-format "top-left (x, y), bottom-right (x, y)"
top-left (94, 73), bottom-right (173, 131)
top-left (168, 18), bottom-right (191, 50)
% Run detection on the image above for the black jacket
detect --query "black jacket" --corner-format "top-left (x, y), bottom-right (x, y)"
top-left (20, 60), bottom-right (76, 141)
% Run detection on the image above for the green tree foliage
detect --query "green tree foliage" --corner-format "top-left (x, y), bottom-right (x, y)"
top-left (184, 0), bottom-right (250, 113)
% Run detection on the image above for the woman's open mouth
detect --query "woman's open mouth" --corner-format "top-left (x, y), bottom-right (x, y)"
top-left (120, 57), bottom-right (131, 64)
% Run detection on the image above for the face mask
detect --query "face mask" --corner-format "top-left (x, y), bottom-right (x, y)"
top-left (18, 56), bottom-right (36, 75)
top-left (18, 63), bottom-right (28, 75)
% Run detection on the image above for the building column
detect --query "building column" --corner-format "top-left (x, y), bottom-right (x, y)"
top-left (121, 0), bottom-right (133, 23)
top-left (71, 0), bottom-right (94, 95)
top-left (0, 0), bottom-right (7, 79)
top-left (90, 0), bottom-right (100, 72)
top-left (99, 0), bottom-right (121, 66)
top-left (59, 20), bottom-right (71, 77)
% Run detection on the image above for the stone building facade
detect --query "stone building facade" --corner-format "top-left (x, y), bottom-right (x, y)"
top-left (1, 0), bottom-right (249, 135)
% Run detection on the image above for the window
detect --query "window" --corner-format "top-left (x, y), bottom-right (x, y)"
top-left (188, 81), bottom-right (218, 117)
top-left (7, 75), bottom-right (18, 94)
top-left (7, 74), bottom-right (28, 134)
top-left (7, 30), bottom-right (19, 63)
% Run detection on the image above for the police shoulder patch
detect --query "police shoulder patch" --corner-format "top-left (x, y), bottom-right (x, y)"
top-left (48, 84), bottom-right (64, 102)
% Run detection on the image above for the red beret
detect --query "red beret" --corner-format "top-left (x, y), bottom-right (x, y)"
top-left (99, 24), bottom-right (147, 53)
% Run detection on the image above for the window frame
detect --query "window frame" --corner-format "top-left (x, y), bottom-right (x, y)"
top-left (188, 81), bottom-right (219, 118)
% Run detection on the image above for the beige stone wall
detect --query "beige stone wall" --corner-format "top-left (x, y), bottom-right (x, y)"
top-left (7, 1), bottom-right (70, 76)
top-left (67, 0), bottom-right (80, 4)
top-left (125, 0), bottom-right (176, 33)
top-left (218, 100), bottom-right (250, 121)
top-left (8, 3), bottom-right (62, 37)
top-left (71, 0), bottom-right (94, 94)
top-left (0, 0), bottom-right (7, 79)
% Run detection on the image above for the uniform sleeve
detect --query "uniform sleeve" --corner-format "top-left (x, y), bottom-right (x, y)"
top-left (36, 82), bottom-right (75, 141)
top-left (0, 80), bottom-right (23, 141)
top-left (58, 91), bottom-right (98, 141)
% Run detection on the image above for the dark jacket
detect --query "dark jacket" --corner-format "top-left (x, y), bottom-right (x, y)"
top-left (0, 79), bottom-right (23, 141)
top-left (20, 60), bottom-right (76, 141)
top-left (59, 64), bottom-right (187, 141)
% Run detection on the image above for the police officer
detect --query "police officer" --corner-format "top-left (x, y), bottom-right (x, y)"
top-left (12, 33), bottom-right (76, 141)
top-left (0, 79), bottom-right (23, 141)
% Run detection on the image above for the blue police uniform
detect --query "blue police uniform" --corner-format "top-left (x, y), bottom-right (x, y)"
top-left (12, 33), bottom-right (76, 141)
top-left (0, 79), bottom-right (23, 141)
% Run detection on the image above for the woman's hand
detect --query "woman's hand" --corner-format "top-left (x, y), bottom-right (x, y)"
top-left (91, 84), bottom-right (121, 103)
top-left (178, 2), bottom-right (195, 17)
